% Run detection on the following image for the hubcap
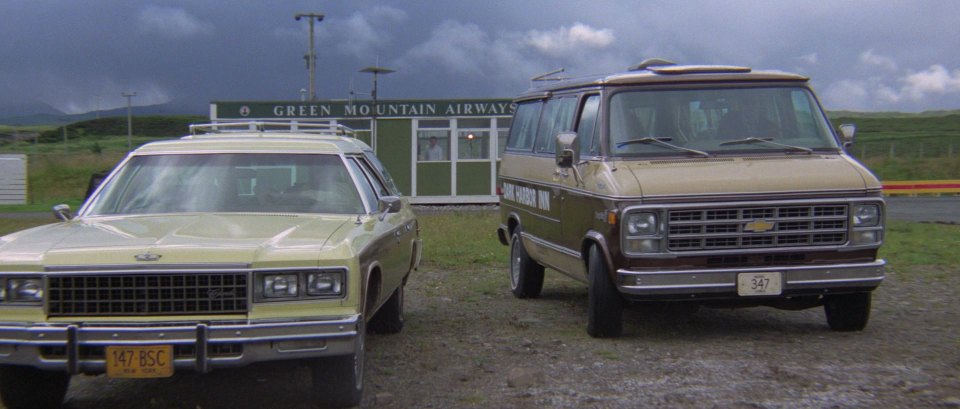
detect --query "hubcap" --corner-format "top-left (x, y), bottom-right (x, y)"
top-left (510, 239), bottom-right (521, 289)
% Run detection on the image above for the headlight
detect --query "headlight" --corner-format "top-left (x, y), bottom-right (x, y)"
top-left (852, 204), bottom-right (880, 227)
top-left (263, 274), bottom-right (299, 298)
top-left (625, 212), bottom-right (658, 235)
top-left (306, 272), bottom-right (344, 296)
top-left (8, 278), bottom-right (44, 303)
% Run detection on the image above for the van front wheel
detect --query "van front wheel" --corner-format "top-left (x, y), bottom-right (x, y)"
top-left (587, 245), bottom-right (623, 338)
top-left (824, 292), bottom-right (871, 331)
top-left (509, 231), bottom-right (544, 298)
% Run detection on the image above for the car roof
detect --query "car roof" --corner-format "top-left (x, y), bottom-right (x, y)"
top-left (131, 122), bottom-right (373, 155)
top-left (515, 59), bottom-right (810, 100)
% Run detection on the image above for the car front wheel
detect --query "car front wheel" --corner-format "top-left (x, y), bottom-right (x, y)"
top-left (369, 285), bottom-right (404, 334)
top-left (824, 292), bottom-right (871, 331)
top-left (0, 365), bottom-right (70, 409)
top-left (587, 245), bottom-right (623, 338)
top-left (312, 319), bottom-right (365, 408)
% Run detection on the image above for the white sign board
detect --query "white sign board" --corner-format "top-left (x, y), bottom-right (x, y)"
top-left (0, 154), bottom-right (27, 205)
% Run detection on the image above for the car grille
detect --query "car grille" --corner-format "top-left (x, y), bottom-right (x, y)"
top-left (667, 204), bottom-right (848, 251)
top-left (47, 273), bottom-right (248, 316)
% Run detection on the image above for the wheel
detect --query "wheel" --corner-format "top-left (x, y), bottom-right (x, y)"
top-left (369, 285), bottom-right (404, 334)
top-left (312, 319), bottom-right (365, 408)
top-left (824, 292), bottom-right (872, 331)
top-left (509, 231), bottom-right (545, 298)
top-left (0, 365), bottom-right (70, 409)
top-left (586, 245), bottom-right (623, 338)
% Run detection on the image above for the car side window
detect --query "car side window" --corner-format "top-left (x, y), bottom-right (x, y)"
top-left (505, 101), bottom-right (543, 151)
top-left (361, 150), bottom-right (400, 195)
top-left (577, 95), bottom-right (600, 156)
top-left (534, 97), bottom-right (578, 154)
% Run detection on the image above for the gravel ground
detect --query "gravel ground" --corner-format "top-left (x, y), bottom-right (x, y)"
top-left (56, 262), bottom-right (960, 409)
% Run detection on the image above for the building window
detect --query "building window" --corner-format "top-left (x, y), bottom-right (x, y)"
top-left (458, 130), bottom-right (489, 160)
top-left (418, 130), bottom-right (450, 161)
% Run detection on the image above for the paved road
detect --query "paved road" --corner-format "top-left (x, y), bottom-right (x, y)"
top-left (885, 196), bottom-right (960, 223)
top-left (3, 197), bottom-right (959, 223)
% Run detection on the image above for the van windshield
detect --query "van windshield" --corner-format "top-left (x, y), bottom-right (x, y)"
top-left (608, 86), bottom-right (839, 157)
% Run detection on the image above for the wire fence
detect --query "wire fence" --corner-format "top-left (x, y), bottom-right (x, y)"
top-left (850, 141), bottom-right (956, 160)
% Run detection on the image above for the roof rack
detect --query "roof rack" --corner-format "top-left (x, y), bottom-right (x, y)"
top-left (188, 121), bottom-right (354, 136)
top-left (628, 58), bottom-right (677, 71)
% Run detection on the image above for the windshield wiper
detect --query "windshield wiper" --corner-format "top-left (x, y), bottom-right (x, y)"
top-left (616, 137), bottom-right (710, 157)
top-left (719, 137), bottom-right (813, 154)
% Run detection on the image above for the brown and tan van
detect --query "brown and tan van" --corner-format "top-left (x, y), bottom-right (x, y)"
top-left (496, 59), bottom-right (885, 338)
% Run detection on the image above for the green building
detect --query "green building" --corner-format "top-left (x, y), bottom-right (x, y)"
top-left (211, 99), bottom-right (513, 204)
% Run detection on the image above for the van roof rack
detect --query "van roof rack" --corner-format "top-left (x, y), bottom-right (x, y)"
top-left (628, 58), bottom-right (677, 71)
top-left (188, 121), bottom-right (354, 137)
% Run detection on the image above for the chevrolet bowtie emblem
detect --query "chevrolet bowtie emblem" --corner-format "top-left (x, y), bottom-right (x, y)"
top-left (743, 219), bottom-right (775, 233)
top-left (135, 253), bottom-right (162, 262)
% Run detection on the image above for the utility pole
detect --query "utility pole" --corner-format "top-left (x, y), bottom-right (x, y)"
top-left (360, 66), bottom-right (395, 150)
top-left (121, 91), bottom-right (136, 151)
top-left (294, 13), bottom-right (324, 101)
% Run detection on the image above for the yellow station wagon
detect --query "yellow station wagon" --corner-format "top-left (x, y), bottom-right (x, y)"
top-left (0, 122), bottom-right (421, 408)
top-left (497, 60), bottom-right (886, 338)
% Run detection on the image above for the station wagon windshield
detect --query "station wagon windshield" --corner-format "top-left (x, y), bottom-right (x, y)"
top-left (86, 153), bottom-right (366, 215)
top-left (608, 86), bottom-right (839, 157)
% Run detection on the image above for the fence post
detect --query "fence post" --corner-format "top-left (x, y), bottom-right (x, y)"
top-left (918, 143), bottom-right (923, 159)
top-left (889, 142), bottom-right (895, 159)
top-left (860, 145), bottom-right (867, 159)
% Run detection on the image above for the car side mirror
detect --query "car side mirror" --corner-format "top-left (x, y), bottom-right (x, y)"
top-left (838, 123), bottom-right (856, 147)
top-left (53, 204), bottom-right (72, 221)
top-left (555, 132), bottom-right (579, 168)
top-left (378, 196), bottom-right (402, 214)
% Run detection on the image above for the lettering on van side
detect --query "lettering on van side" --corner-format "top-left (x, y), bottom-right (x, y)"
top-left (501, 182), bottom-right (550, 211)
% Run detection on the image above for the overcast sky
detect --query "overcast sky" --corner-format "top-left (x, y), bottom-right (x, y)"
top-left (2, 0), bottom-right (959, 114)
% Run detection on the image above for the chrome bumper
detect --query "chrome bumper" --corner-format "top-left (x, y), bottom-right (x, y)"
top-left (0, 315), bottom-right (360, 374)
top-left (617, 260), bottom-right (885, 297)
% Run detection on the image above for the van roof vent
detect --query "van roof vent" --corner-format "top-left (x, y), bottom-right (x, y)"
top-left (628, 58), bottom-right (677, 71)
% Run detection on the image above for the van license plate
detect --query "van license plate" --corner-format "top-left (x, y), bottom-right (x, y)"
top-left (105, 345), bottom-right (174, 378)
top-left (737, 272), bottom-right (782, 296)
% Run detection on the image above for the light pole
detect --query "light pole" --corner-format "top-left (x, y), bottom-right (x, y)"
top-left (359, 66), bottom-right (394, 150)
top-left (294, 13), bottom-right (324, 101)
top-left (121, 91), bottom-right (136, 151)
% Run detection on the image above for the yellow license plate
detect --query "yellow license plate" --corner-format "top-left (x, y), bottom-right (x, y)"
top-left (105, 345), bottom-right (174, 378)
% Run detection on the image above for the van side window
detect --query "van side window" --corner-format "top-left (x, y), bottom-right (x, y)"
top-left (577, 95), bottom-right (600, 155)
top-left (505, 101), bottom-right (543, 151)
top-left (534, 97), bottom-right (578, 154)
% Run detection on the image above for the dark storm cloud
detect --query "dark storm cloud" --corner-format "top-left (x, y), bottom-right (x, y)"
top-left (1, 0), bottom-right (959, 114)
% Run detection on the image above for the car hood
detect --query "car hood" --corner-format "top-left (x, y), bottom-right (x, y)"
top-left (0, 214), bottom-right (354, 268)
top-left (617, 154), bottom-right (880, 198)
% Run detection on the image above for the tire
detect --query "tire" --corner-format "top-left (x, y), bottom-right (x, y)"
top-left (509, 231), bottom-right (545, 299)
top-left (586, 245), bottom-right (623, 338)
top-left (369, 285), bottom-right (404, 334)
top-left (0, 365), bottom-right (70, 409)
top-left (824, 292), bottom-right (872, 331)
top-left (312, 319), bottom-right (365, 408)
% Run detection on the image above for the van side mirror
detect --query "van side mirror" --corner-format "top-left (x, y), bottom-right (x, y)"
top-left (838, 124), bottom-right (856, 147)
top-left (555, 132), bottom-right (579, 168)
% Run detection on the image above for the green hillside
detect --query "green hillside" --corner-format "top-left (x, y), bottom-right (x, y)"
top-left (35, 115), bottom-right (206, 143)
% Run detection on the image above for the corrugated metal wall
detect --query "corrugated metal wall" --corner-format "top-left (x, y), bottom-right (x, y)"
top-left (0, 155), bottom-right (26, 205)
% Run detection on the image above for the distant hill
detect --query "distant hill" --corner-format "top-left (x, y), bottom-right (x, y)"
top-left (0, 100), bottom-right (207, 126)
top-left (35, 115), bottom-right (208, 142)
top-left (826, 109), bottom-right (960, 119)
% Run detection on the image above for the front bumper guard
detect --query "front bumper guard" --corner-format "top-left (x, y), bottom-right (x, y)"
top-left (618, 260), bottom-right (886, 297)
top-left (0, 315), bottom-right (360, 374)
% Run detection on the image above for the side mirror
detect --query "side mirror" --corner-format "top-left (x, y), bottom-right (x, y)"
top-left (378, 196), bottom-right (402, 214)
top-left (838, 123), bottom-right (856, 147)
top-left (555, 132), bottom-right (579, 168)
top-left (53, 204), bottom-right (72, 221)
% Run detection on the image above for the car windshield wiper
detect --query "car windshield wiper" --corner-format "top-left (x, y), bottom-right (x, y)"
top-left (719, 137), bottom-right (813, 154)
top-left (616, 137), bottom-right (710, 157)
